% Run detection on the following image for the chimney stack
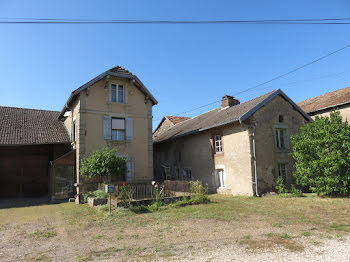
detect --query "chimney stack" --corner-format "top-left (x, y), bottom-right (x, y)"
top-left (221, 95), bottom-right (240, 108)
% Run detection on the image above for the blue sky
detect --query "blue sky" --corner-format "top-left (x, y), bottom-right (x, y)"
top-left (0, 0), bottom-right (350, 128)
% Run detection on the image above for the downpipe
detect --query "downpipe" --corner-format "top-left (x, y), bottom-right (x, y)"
top-left (252, 127), bottom-right (259, 197)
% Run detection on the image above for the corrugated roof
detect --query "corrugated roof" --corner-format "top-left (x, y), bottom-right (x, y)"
top-left (0, 106), bottom-right (71, 146)
top-left (297, 87), bottom-right (350, 113)
top-left (153, 89), bottom-right (311, 143)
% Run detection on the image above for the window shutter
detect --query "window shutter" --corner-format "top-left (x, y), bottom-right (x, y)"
top-left (103, 116), bottom-right (112, 140)
top-left (126, 118), bottom-right (133, 141)
top-left (126, 157), bottom-right (134, 181)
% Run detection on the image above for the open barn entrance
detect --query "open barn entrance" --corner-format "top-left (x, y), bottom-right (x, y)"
top-left (0, 144), bottom-right (71, 198)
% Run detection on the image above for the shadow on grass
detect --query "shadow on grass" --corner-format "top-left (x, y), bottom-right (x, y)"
top-left (0, 197), bottom-right (68, 209)
top-left (129, 206), bottom-right (152, 214)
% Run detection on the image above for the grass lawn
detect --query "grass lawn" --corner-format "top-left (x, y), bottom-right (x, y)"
top-left (0, 195), bottom-right (349, 261)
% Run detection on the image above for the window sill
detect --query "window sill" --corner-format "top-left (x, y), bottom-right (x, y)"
top-left (275, 148), bottom-right (291, 153)
top-left (214, 152), bottom-right (224, 157)
top-left (109, 101), bottom-right (126, 105)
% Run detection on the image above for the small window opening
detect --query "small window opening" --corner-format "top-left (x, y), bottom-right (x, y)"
top-left (279, 115), bottom-right (284, 123)
top-left (214, 135), bottom-right (222, 153)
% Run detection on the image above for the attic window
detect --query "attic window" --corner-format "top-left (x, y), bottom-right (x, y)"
top-left (111, 84), bottom-right (125, 103)
top-left (279, 115), bottom-right (284, 123)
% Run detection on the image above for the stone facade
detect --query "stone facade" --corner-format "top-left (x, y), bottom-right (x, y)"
top-left (153, 118), bottom-right (176, 138)
top-left (154, 93), bottom-right (309, 196)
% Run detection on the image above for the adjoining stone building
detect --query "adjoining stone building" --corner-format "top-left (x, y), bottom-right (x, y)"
top-left (298, 86), bottom-right (350, 121)
top-left (153, 90), bottom-right (311, 196)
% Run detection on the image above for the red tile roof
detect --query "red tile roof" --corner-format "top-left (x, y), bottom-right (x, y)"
top-left (298, 87), bottom-right (350, 113)
top-left (0, 106), bottom-right (71, 146)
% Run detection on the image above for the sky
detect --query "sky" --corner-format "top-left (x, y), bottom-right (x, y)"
top-left (0, 0), bottom-right (350, 128)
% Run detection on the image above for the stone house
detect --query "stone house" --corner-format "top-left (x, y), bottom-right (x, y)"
top-left (153, 116), bottom-right (190, 139)
top-left (298, 86), bottom-right (350, 121)
top-left (153, 89), bottom-right (311, 196)
top-left (0, 66), bottom-right (157, 199)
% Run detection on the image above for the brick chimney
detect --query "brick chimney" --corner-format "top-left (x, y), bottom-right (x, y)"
top-left (221, 95), bottom-right (240, 108)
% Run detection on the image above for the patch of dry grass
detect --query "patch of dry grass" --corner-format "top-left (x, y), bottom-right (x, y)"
top-left (0, 195), bottom-right (349, 261)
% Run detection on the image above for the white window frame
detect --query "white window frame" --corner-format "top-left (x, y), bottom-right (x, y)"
top-left (278, 163), bottom-right (288, 182)
top-left (111, 84), bottom-right (125, 104)
top-left (216, 169), bottom-right (225, 188)
top-left (214, 135), bottom-right (222, 153)
top-left (111, 118), bottom-right (125, 141)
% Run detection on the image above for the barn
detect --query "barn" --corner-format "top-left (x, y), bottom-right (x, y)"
top-left (0, 106), bottom-right (72, 198)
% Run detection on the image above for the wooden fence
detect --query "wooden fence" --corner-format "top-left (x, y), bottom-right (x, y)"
top-left (99, 180), bottom-right (194, 200)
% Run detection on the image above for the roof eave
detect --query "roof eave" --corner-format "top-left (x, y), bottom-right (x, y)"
top-left (305, 101), bottom-right (350, 115)
top-left (0, 141), bottom-right (71, 147)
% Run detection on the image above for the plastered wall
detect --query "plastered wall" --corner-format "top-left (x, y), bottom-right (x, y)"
top-left (64, 75), bottom-right (154, 187)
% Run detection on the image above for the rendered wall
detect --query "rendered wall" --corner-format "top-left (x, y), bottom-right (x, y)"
top-left (64, 75), bottom-right (154, 190)
top-left (309, 105), bottom-right (350, 122)
top-left (154, 122), bottom-right (253, 196)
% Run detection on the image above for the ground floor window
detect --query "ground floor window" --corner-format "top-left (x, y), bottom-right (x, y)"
top-left (162, 165), bottom-right (171, 180)
top-left (278, 163), bottom-right (288, 182)
top-left (183, 168), bottom-right (192, 181)
top-left (216, 169), bottom-right (225, 188)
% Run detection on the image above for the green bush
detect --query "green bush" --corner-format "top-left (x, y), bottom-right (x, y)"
top-left (291, 111), bottom-right (350, 196)
top-left (275, 176), bottom-right (288, 194)
top-left (190, 181), bottom-right (208, 195)
top-left (275, 176), bottom-right (303, 197)
top-left (83, 190), bottom-right (108, 203)
top-left (290, 185), bottom-right (303, 197)
top-left (80, 147), bottom-right (127, 181)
